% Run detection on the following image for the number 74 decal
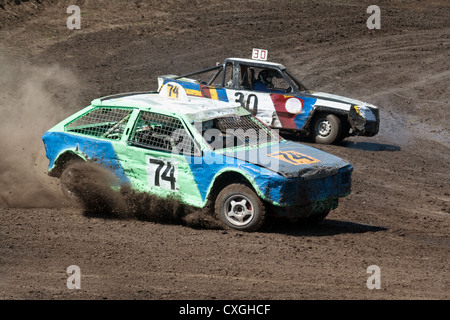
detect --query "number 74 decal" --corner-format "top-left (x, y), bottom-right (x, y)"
top-left (146, 156), bottom-right (178, 190)
top-left (267, 150), bottom-right (320, 165)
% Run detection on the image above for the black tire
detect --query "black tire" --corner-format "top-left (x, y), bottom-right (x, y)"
top-left (214, 184), bottom-right (266, 232)
top-left (60, 161), bottom-right (119, 214)
top-left (312, 113), bottom-right (342, 145)
top-left (60, 160), bottom-right (84, 200)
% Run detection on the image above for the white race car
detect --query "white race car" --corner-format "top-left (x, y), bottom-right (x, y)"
top-left (158, 57), bottom-right (380, 144)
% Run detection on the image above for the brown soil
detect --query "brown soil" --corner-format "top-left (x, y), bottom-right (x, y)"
top-left (0, 0), bottom-right (448, 300)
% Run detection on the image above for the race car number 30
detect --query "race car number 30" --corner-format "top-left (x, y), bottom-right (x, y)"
top-left (146, 156), bottom-right (178, 190)
top-left (252, 48), bottom-right (268, 61)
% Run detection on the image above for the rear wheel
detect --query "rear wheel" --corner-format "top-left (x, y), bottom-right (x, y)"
top-left (60, 161), bottom-right (119, 214)
top-left (215, 184), bottom-right (266, 232)
top-left (312, 113), bottom-right (342, 144)
top-left (60, 160), bottom-right (84, 200)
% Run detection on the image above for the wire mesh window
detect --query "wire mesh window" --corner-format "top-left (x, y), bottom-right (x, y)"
top-left (198, 115), bottom-right (280, 150)
top-left (65, 107), bottom-right (133, 140)
top-left (129, 111), bottom-right (199, 155)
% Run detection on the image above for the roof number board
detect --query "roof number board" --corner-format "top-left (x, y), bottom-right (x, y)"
top-left (252, 48), bottom-right (268, 61)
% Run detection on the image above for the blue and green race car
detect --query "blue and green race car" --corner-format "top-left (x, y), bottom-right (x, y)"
top-left (42, 82), bottom-right (353, 231)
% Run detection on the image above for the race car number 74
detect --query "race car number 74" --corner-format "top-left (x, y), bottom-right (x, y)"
top-left (146, 156), bottom-right (178, 190)
top-left (167, 83), bottom-right (179, 99)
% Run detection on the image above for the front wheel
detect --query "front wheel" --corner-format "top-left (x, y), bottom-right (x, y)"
top-left (312, 113), bottom-right (342, 144)
top-left (214, 184), bottom-right (266, 232)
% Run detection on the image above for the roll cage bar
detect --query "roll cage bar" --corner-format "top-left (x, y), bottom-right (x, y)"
top-left (173, 58), bottom-right (308, 93)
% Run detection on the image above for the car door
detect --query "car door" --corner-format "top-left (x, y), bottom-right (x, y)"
top-left (222, 63), bottom-right (286, 129)
top-left (121, 110), bottom-right (205, 207)
top-left (227, 63), bottom-right (321, 131)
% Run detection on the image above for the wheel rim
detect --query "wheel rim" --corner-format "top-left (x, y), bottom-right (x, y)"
top-left (316, 119), bottom-right (332, 137)
top-left (223, 195), bottom-right (255, 227)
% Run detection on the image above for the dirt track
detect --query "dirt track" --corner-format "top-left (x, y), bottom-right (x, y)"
top-left (0, 0), bottom-right (449, 300)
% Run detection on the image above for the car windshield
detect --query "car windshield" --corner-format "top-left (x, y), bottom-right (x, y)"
top-left (284, 69), bottom-right (309, 92)
top-left (195, 114), bottom-right (281, 150)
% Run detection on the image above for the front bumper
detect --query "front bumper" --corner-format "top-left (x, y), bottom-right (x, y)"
top-left (265, 164), bottom-right (353, 218)
top-left (269, 197), bottom-right (339, 219)
top-left (348, 105), bottom-right (380, 137)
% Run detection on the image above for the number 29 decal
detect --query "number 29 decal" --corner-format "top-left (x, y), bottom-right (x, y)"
top-left (146, 156), bottom-right (178, 190)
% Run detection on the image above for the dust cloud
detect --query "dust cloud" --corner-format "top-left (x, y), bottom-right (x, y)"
top-left (0, 52), bottom-right (80, 208)
top-left (0, 52), bottom-right (221, 229)
top-left (65, 161), bottom-right (222, 229)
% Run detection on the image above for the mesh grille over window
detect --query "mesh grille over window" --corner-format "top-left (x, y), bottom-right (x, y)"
top-left (129, 111), bottom-right (198, 155)
top-left (200, 115), bottom-right (280, 150)
top-left (65, 107), bottom-right (132, 140)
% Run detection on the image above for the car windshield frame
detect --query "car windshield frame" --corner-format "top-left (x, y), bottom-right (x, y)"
top-left (284, 69), bottom-right (309, 93)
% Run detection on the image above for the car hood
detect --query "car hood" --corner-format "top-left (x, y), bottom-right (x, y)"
top-left (310, 91), bottom-right (378, 109)
top-left (224, 140), bottom-right (353, 179)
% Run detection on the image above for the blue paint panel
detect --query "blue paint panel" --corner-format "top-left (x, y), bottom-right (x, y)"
top-left (294, 96), bottom-right (317, 129)
top-left (214, 88), bottom-right (229, 102)
top-left (42, 131), bottom-right (130, 184)
top-left (184, 151), bottom-right (284, 204)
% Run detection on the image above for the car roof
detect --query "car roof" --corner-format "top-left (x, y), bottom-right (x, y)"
top-left (91, 91), bottom-right (250, 121)
top-left (224, 57), bottom-right (286, 69)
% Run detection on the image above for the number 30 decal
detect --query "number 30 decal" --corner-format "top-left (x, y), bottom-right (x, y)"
top-left (146, 156), bottom-right (178, 190)
top-left (235, 92), bottom-right (258, 115)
